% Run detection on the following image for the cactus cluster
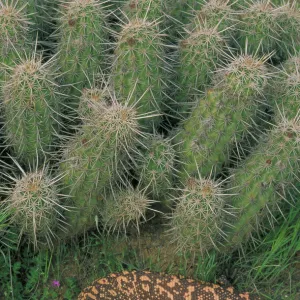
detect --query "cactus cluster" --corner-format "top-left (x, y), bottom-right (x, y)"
top-left (0, 0), bottom-right (298, 264)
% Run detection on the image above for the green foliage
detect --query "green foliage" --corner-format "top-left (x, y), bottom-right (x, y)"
top-left (231, 195), bottom-right (300, 298)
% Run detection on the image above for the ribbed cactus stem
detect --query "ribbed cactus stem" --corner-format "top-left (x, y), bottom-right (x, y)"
top-left (136, 134), bottom-right (176, 202)
top-left (1, 53), bottom-right (61, 165)
top-left (224, 114), bottom-right (300, 250)
top-left (175, 52), bottom-right (270, 181)
top-left (174, 23), bottom-right (228, 114)
top-left (122, 0), bottom-right (165, 23)
top-left (236, 1), bottom-right (282, 56)
top-left (78, 86), bottom-right (111, 118)
top-left (55, 0), bottom-right (109, 108)
top-left (189, 0), bottom-right (236, 36)
top-left (276, 2), bottom-right (300, 59)
top-left (1, 162), bottom-right (68, 250)
top-left (166, 176), bottom-right (231, 254)
top-left (111, 18), bottom-right (169, 131)
top-left (101, 185), bottom-right (156, 236)
top-left (0, 1), bottom-right (31, 82)
top-left (271, 55), bottom-right (300, 121)
top-left (59, 101), bottom-right (143, 235)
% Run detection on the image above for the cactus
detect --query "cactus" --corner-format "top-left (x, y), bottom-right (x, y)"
top-left (16, 0), bottom-right (59, 43)
top-left (0, 160), bottom-right (68, 250)
top-left (187, 0), bottom-right (237, 38)
top-left (0, 1), bottom-right (32, 82)
top-left (1, 52), bottom-right (61, 165)
top-left (136, 134), bottom-right (176, 203)
top-left (276, 3), bottom-right (300, 59)
top-left (101, 185), bottom-right (156, 236)
top-left (175, 51), bottom-right (270, 181)
top-left (164, 0), bottom-right (203, 36)
top-left (59, 101), bottom-right (143, 235)
top-left (54, 0), bottom-right (109, 108)
top-left (270, 55), bottom-right (300, 120)
top-left (224, 113), bottom-right (300, 250)
top-left (78, 85), bottom-right (112, 118)
top-left (166, 176), bottom-right (231, 254)
top-left (121, 0), bottom-right (165, 23)
top-left (111, 18), bottom-right (169, 131)
top-left (174, 22), bottom-right (228, 114)
top-left (236, 1), bottom-right (282, 56)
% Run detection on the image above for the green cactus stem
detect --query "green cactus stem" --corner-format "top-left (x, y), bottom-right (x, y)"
top-left (59, 101), bottom-right (144, 236)
top-left (111, 18), bottom-right (170, 131)
top-left (0, 160), bottom-right (68, 250)
top-left (224, 113), bottom-right (300, 250)
top-left (136, 134), bottom-right (176, 203)
top-left (166, 175), bottom-right (232, 255)
top-left (54, 0), bottom-right (109, 109)
top-left (175, 51), bottom-right (270, 181)
top-left (101, 185), bottom-right (157, 236)
top-left (1, 52), bottom-right (62, 165)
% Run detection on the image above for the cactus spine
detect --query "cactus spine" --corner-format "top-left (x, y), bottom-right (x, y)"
top-left (275, 3), bottom-right (300, 59)
top-left (78, 86), bottom-right (111, 118)
top-left (236, 1), bottom-right (282, 56)
top-left (271, 55), bottom-right (300, 120)
top-left (0, 1), bottom-right (31, 82)
top-left (55, 0), bottom-right (109, 106)
top-left (188, 0), bottom-right (236, 36)
top-left (101, 185), bottom-right (156, 236)
top-left (111, 18), bottom-right (169, 131)
top-left (136, 134), bottom-right (176, 202)
top-left (1, 162), bottom-right (67, 250)
top-left (1, 53), bottom-right (61, 165)
top-left (167, 176), bottom-right (230, 254)
top-left (122, 0), bottom-right (165, 23)
top-left (175, 52), bottom-right (270, 181)
top-left (224, 114), bottom-right (300, 250)
top-left (59, 100), bottom-right (142, 235)
top-left (174, 23), bottom-right (228, 114)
